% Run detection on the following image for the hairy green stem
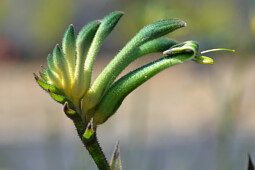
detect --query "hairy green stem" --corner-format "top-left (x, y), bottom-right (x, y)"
top-left (83, 131), bottom-right (110, 170)
top-left (63, 103), bottom-right (110, 170)
top-left (72, 119), bottom-right (110, 169)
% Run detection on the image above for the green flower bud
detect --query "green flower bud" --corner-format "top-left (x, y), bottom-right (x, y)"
top-left (71, 20), bottom-right (101, 102)
top-left (82, 38), bottom-right (178, 119)
top-left (34, 11), bottom-right (232, 126)
top-left (62, 24), bottom-right (76, 80)
top-left (83, 18), bottom-right (187, 115)
top-left (93, 41), bottom-right (199, 125)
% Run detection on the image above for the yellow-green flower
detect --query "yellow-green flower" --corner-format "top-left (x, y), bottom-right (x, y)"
top-left (34, 11), bottom-right (234, 169)
top-left (34, 11), bottom-right (233, 126)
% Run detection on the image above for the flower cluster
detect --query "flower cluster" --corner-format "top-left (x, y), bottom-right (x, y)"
top-left (34, 11), bottom-right (231, 127)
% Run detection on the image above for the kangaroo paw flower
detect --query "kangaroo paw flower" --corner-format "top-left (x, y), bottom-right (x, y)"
top-left (34, 11), bottom-right (234, 170)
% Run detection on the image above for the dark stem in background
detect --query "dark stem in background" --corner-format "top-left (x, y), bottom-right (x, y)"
top-left (214, 0), bottom-right (254, 169)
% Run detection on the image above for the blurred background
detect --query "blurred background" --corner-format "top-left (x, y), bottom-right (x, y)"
top-left (1, 0), bottom-right (255, 169)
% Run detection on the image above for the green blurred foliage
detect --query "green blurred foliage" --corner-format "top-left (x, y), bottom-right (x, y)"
top-left (1, 0), bottom-right (254, 59)
top-left (0, 0), bottom-right (75, 58)
top-left (28, 0), bottom-right (75, 49)
top-left (118, 0), bottom-right (254, 51)
top-left (249, 4), bottom-right (255, 42)
top-left (0, 1), bottom-right (8, 28)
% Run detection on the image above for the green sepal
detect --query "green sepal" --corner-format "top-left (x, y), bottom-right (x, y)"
top-left (83, 122), bottom-right (95, 144)
top-left (40, 65), bottom-right (48, 82)
top-left (63, 102), bottom-right (81, 121)
top-left (53, 45), bottom-right (71, 92)
top-left (84, 19), bottom-right (186, 112)
top-left (39, 71), bottom-right (48, 82)
top-left (47, 54), bottom-right (59, 74)
top-left (72, 20), bottom-right (101, 99)
top-left (48, 89), bottom-right (75, 108)
top-left (82, 122), bottom-right (111, 170)
top-left (110, 141), bottom-right (122, 170)
top-left (45, 68), bottom-right (62, 90)
top-left (41, 65), bottom-right (47, 75)
top-left (62, 24), bottom-right (76, 77)
top-left (53, 45), bottom-right (67, 71)
top-left (34, 73), bottom-right (63, 95)
top-left (93, 41), bottom-right (199, 125)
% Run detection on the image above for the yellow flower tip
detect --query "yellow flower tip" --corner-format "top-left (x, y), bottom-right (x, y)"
top-left (193, 48), bottom-right (235, 65)
top-left (193, 55), bottom-right (214, 65)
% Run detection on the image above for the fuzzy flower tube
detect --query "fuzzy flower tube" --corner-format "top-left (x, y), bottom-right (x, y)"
top-left (34, 11), bottom-right (234, 170)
